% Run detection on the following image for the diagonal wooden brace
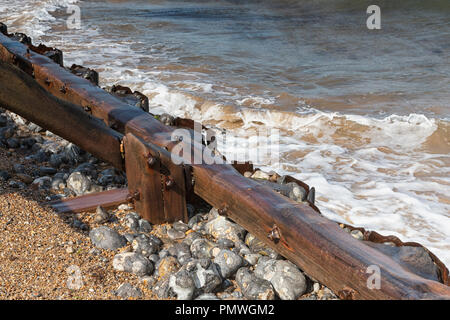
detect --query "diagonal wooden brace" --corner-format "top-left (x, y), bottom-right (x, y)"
top-left (123, 133), bottom-right (188, 224)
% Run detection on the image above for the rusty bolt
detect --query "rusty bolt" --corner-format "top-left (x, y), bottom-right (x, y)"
top-left (44, 78), bottom-right (51, 86)
top-left (60, 85), bottom-right (66, 94)
top-left (267, 224), bottom-right (281, 243)
top-left (165, 177), bottom-right (175, 190)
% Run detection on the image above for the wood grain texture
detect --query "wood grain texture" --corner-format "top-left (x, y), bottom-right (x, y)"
top-left (0, 59), bottom-right (124, 170)
top-left (1, 33), bottom-right (449, 299)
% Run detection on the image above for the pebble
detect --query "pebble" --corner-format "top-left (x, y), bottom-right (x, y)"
top-left (6, 138), bottom-right (19, 149)
top-left (16, 173), bottom-right (33, 184)
top-left (49, 154), bottom-right (63, 168)
top-left (285, 182), bottom-right (307, 202)
top-left (140, 276), bottom-right (157, 287)
top-left (39, 166), bottom-right (57, 176)
top-left (112, 252), bottom-right (153, 276)
top-left (195, 293), bottom-right (220, 300)
top-left (118, 204), bottom-right (132, 211)
top-left (31, 176), bottom-right (52, 189)
top-left (188, 214), bottom-right (204, 228)
top-left (89, 248), bottom-right (101, 256)
top-left (213, 249), bottom-right (243, 278)
top-left (244, 253), bottom-right (260, 266)
top-left (251, 170), bottom-right (270, 180)
top-left (350, 230), bottom-right (364, 240)
top-left (182, 231), bottom-right (202, 246)
top-left (235, 267), bottom-right (275, 300)
top-left (318, 287), bottom-right (335, 300)
top-left (158, 249), bottom-right (170, 259)
top-left (174, 242), bottom-right (191, 257)
top-left (156, 256), bottom-right (181, 279)
top-left (154, 277), bottom-right (171, 299)
top-left (211, 247), bottom-right (221, 258)
top-left (148, 254), bottom-right (160, 264)
top-left (216, 238), bottom-right (234, 249)
top-left (13, 164), bottom-right (25, 173)
top-left (89, 226), bottom-right (127, 250)
top-left (123, 233), bottom-right (137, 243)
top-left (173, 221), bottom-right (189, 232)
top-left (64, 143), bottom-right (83, 164)
top-left (8, 179), bottom-right (25, 189)
top-left (313, 282), bottom-right (321, 293)
top-left (115, 283), bottom-right (143, 299)
top-left (138, 219), bottom-right (152, 233)
top-left (0, 170), bottom-right (10, 181)
top-left (51, 178), bottom-right (65, 190)
top-left (245, 233), bottom-right (280, 259)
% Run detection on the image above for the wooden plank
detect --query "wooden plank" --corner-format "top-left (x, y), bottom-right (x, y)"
top-left (49, 188), bottom-right (129, 214)
top-left (0, 59), bottom-right (124, 170)
top-left (1, 32), bottom-right (450, 299)
top-left (123, 133), bottom-right (165, 224)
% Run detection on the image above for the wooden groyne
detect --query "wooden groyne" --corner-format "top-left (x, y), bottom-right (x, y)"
top-left (0, 24), bottom-right (449, 300)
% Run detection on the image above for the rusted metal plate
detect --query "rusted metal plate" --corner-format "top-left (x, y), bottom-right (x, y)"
top-left (49, 188), bottom-right (129, 214)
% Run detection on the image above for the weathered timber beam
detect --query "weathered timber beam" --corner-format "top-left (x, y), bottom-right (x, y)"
top-left (0, 60), bottom-right (124, 170)
top-left (0, 32), bottom-right (449, 299)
